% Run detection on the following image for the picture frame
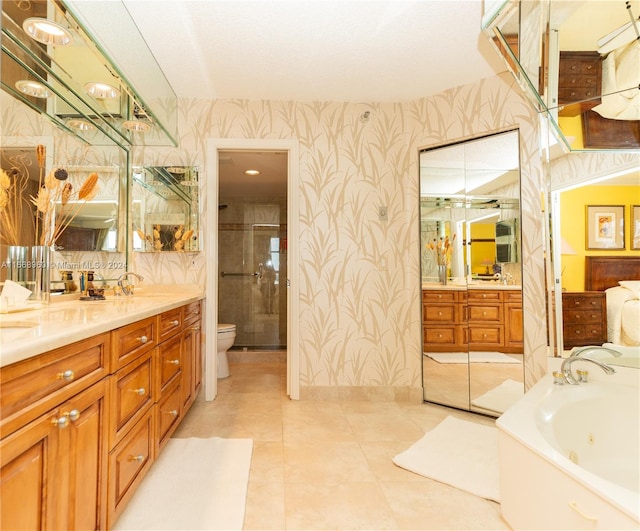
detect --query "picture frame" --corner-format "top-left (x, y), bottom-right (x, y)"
top-left (586, 205), bottom-right (625, 250)
top-left (632, 205), bottom-right (640, 251)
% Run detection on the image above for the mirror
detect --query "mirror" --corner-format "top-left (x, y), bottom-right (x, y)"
top-left (482, 0), bottom-right (640, 151)
top-left (1, 0), bottom-right (177, 147)
top-left (420, 130), bottom-right (524, 416)
top-left (131, 166), bottom-right (200, 252)
top-left (0, 144), bottom-right (125, 253)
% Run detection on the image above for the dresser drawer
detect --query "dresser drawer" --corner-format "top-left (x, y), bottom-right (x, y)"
top-left (468, 290), bottom-right (502, 302)
top-left (468, 305), bottom-right (502, 322)
top-left (423, 290), bottom-right (457, 303)
top-left (109, 351), bottom-right (154, 448)
top-left (563, 324), bottom-right (604, 342)
top-left (1, 333), bottom-right (110, 435)
top-left (424, 327), bottom-right (456, 344)
top-left (158, 307), bottom-right (182, 342)
top-left (468, 326), bottom-right (503, 346)
top-left (424, 304), bottom-right (456, 322)
top-left (564, 296), bottom-right (602, 311)
top-left (563, 309), bottom-right (602, 324)
top-left (111, 317), bottom-right (156, 371)
top-left (157, 335), bottom-right (182, 393)
top-left (156, 379), bottom-right (182, 451)
top-left (183, 300), bottom-right (202, 325)
top-left (108, 408), bottom-right (154, 525)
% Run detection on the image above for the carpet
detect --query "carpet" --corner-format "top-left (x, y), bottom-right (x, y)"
top-left (113, 437), bottom-right (253, 530)
top-left (471, 379), bottom-right (524, 414)
top-left (393, 416), bottom-right (500, 502)
top-left (425, 352), bottom-right (520, 364)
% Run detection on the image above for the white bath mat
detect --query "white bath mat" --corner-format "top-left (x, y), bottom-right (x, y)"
top-left (425, 352), bottom-right (520, 364)
top-left (471, 379), bottom-right (524, 414)
top-left (113, 437), bottom-right (253, 530)
top-left (393, 416), bottom-right (500, 502)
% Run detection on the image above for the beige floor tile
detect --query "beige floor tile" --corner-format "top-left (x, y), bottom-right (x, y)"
top-left (243, 481), bottom-right (286, 530)
top-left (346, 411), bottom-right (424, 442)
top-left (285, 482), bottom-right (399, 530)
top-left (249, 441), bottom-right (284, 483)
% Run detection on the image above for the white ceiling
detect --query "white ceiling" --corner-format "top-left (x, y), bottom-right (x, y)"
top-left (121, 0), bottom-right (507, 102)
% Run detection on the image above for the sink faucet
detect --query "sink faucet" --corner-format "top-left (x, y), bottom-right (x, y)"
top-left (561, 352), bottom-right (616, 385)
top-left (117, 272), bottom-right (144, 296)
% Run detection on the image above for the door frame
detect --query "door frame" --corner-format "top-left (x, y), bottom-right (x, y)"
top-left (204, 138), bottom-right (300, 400)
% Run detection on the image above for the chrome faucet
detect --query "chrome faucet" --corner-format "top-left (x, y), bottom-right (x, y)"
top-left (561, 351), bottom-right (616, 385)
top-left (117, 272), bottom-right (144, 296)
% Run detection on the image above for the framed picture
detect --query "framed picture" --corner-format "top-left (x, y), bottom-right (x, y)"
top-left (586, 205), bottom-right (625, 250)
top-left (632, 205), bottom-right (640, 250)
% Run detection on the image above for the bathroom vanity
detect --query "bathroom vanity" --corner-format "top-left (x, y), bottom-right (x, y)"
top-left (0, 289), bottom-right (203, 529)
top-left (422, 285), bottom-right (523, 353)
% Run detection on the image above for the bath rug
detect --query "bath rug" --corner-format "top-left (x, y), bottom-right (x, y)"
top-left (471, 379), bottom-right (524, 414)
top-left (425, 352), bottom-right (520, 364)
top-left (113, 436), bottom-right (253, 530)
top-left (393, 416), bottom-right (500, 502)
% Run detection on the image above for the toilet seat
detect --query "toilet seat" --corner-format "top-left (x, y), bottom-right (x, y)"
top-left (218, 323), bottom-right (236, 333)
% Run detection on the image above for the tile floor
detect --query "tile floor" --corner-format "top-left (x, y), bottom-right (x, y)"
top-left (172, 358), bottom-right (510, 530)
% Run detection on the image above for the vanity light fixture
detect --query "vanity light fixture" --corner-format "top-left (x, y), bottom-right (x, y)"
top-left (84, 82), bottom-right (120, 99)
top-left (22, 17), bottom-right (73, 46)
top-left (15, 80), bottom-right (51, 98)
top-left (123, 120), bottom-right (152, 132)
top-left (244, 169), bottom-right (260, 176)
top-left (66, 118), bottom-right (95, 131)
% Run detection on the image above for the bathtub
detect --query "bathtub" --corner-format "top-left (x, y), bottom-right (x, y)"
top-left (497, 369), bottom-right (639, 530)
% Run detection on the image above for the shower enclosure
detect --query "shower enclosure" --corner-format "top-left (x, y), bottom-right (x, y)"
top-left (218, 199), bottom-right (287, 349)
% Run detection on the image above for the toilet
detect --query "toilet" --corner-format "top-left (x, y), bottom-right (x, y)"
top-left (217, 324), bottom-right (236, 378)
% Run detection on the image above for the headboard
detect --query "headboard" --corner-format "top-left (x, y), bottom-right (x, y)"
top-left (585, 256), bottom-right (640, 291)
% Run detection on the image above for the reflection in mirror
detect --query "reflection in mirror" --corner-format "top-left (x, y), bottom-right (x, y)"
top-left (131, 166), bottom-right (200, 252)
top-left (551, 169), bottom-right (640, 369)
top-left (483, 0), bottom-right (640, 150)
top-left (420, 130), bottom-right (524, 416)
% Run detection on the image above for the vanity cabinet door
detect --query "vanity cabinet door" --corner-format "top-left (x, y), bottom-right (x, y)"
top-left (505, 292), bottom-right (524, 351)
top-left (157, 378), bottom-right (182, 452)
top-left (157, 334), bottom-right (183, 394)
top-left (181, 319), bottom-right (202, 410)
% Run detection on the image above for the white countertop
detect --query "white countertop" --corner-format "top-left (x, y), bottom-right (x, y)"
top-left (0, 286), bottom-right (204, 368)
top-left (422, 282), bottom-right (521, 291)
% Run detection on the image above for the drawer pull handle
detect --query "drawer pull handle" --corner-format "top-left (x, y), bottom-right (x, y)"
top-left (483, 334), bottom-right (488, 338)
top-left (130, 387), bottom-right (146, 396)
top-left (129, 455), bottom-right (144, 463)
top-left (137, 335), bottom-right (149, 343)
top-left (167, 359), bottom-right (180, 365)
top-left (52, 415), bottom-right (70, 428)
top-left (574, 301), bottom-right (581, 306)
top-left (171, 320), bottom-right (179, 326)
top-left (166, 409), bottom-right (178, 417)
top-left (191, 326), bottom-right (200, 331)
top-left (57, 369), bottom-right (75, 381)
top-left (68, 409), bottom-right (80, 422)
top-left (438, 311), bottom-right (442, 316)
top-left (482, 311), bottom-right (487, 316)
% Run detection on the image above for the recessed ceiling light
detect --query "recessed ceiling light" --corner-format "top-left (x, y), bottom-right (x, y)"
top-left (244, 169), bottom-right (260, 176)
top-left (15, 80), bottom-right (51, 98)
top-left (66, 118), bottom-right (95, 131)
top-left (23, 17), bottom-right (73, 46)
top-left (123, 120), bottom-right (152, 132)
top-left (84, 82), bottom-right (120, 99)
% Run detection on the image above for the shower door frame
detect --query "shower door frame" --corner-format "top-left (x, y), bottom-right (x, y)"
top-left (205, 138), bottom-right (300, 401)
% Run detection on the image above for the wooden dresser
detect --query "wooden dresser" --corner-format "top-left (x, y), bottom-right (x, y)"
top-left (561, 291), bottom-right (607, 348)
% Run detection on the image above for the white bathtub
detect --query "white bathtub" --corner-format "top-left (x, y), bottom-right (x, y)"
top-left (497, 370), bottom-right (639, 530)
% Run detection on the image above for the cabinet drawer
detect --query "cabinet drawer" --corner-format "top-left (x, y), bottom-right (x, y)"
top-left (563, 324), bottom-right (604, 342)
top-left (468, 326), bottom-right (503, 345)
top-left (157, 335), bottom-right (182, 392)
top-left (111, 317), bottom-right (156, 371)
top-left (423, 290), bottom-right (457, 303)
top-left (183, 300), bottom-right (202, 325)
top-left (468, 305), bottom-right (502, 322)
top-left (563, 309), bottom-right (602, 324)
top-left (564, 296), bottom-right (602, 310)
top-left (424, 305), bottom-right (456, 322)
top-left (468, 290), bottom-right (502, 302)
top-left (424, 327), bottom-right (456, 344)
top-left (108, 408), bottom-right (154, 525)
top-left (504, 291), bottom-right (522, 303)
top-left (156, 380), bottom-right (181, 451)
top-left (1, 333), bottom-right (110, 435)
top-left (158, 307), bottom-right (182, 342)
top-left (109, 351), bottom-right (154, 448)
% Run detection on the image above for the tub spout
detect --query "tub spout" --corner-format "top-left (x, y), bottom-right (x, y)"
top-left (561, 356), bottom-right (616, 385)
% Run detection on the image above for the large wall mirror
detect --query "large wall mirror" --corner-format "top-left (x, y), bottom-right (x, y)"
top-left (131, 166), bottom-right (200, 252)
top-left (420, 129), bottom-right (524, 416)
top-left (483, 0), bottom-right (640, 151)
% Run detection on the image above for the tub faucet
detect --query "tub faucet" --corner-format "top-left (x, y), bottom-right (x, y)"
top-left (561, 355), bottom-right (616, 385)
top-left (117, 272), bottom-right (144, 296)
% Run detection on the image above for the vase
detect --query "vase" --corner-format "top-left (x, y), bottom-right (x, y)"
top-left (29, 245), bottom-right (51, 305)
top-left (438, 264), bottom-right (448, 285)
top-left (6, 246), bottom-right (28, 284)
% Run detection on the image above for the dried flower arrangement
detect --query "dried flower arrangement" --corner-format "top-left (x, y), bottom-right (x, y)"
top-left (427, 234), bottom-right (456, 265)
top-left (136, 224), bottom-right (194, 251)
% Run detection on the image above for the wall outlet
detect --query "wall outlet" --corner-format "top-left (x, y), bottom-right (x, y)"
top-left (378, 205), bottom-right (388, 221)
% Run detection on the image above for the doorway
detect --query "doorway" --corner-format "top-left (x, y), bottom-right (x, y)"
top-left (205, 139), bottom-right (300, 401)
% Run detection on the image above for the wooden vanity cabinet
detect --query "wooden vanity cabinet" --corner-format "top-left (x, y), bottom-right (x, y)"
top-left (182, 301), bottom-right (202, 411)
top-left (422, 290), bottom-right (466, 351)
top-left (0, 334), bottom-right (111, 531)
